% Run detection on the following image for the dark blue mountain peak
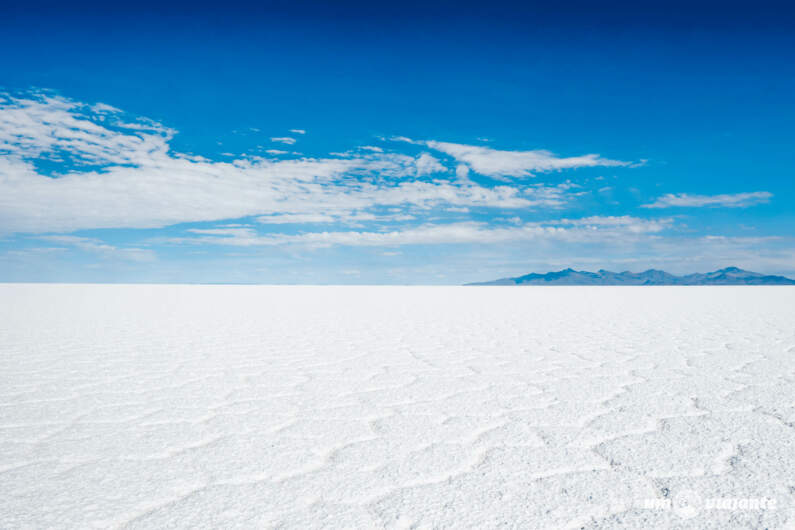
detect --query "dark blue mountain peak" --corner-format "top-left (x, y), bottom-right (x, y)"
top-left (466, 267), bottom-right (795, 286)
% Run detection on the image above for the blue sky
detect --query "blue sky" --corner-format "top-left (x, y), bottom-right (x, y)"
top-left (1, 1), bottom-right (794, 283)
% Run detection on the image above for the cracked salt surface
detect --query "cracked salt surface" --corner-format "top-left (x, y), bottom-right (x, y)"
top-left (1, 285), bottom-right (793, 529)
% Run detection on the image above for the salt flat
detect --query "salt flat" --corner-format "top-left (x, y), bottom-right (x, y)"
top-left (0, 285), bottom-right (793, 529)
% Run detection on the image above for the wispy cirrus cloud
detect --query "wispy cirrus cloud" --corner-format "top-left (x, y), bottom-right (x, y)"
top-left (172, 215), bottom-right (670, 248)
top-left (0, 92), bottom-right (174, 166)
top-left (256, 213), bottom-right (338, 224)
top-left (555, 215), bottom-right (673, 233)
top-left (0, 91), bottom-right (596, 235)
top-left (414, 152), bottom-right (446, 176)
top-left (396, 138), bottom-right (630, 179)
top-left (256, 211), bottom-right (415, 225)
top-left (37, 235), bottom-right (155, 262)
top-left (270, 136), bottom-right (297, 145)
top-left (642, 191), bottom-right (773, 209)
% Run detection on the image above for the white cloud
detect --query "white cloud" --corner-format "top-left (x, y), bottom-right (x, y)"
top-left (265, 149), bottom-right (288, 155)
top-left (555, 215), bottom-right (673, 233)
top-left (414, 153), bottom-right (446, 176)
top-left (289, 129), bottom-right (306, 134)
top-left (270, 137), bottom-right (297, 145)
top-left (396, 138), bottom-right (630, 179)
top-left (256, 213), bottom-right (338, 224)
top-left (171, 216), bottom-right (669, 248)
top-left (0, 93), bottom-right (173, 166)
top-left (0, 247), bottom-right (68, 260)
top-left (0, 93), bottom-right (588, 235)
top-left (37, 235), bottom-right (155, 262)
top-left (256, 211), bottom-right (416, 225)
top-left (91, 102), bottom-right (122, 114)
top-left (642, 192), bottom-right (773, 209)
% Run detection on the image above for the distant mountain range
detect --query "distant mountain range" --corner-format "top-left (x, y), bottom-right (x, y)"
top-left (466, 267), bottom-right (795, 286)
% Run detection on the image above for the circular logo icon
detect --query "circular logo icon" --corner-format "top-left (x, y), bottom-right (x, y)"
top-left (673, 489), bottom-right (702, 519)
